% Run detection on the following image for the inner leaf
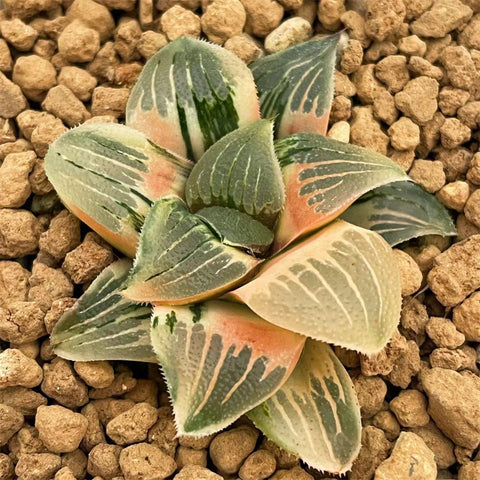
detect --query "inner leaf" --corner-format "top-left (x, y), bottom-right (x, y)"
top-left (185, 119), bottom-right (285, 229)
top-left (122, 197), bottom-right (260, 305)
top-left (196, 206), bottom-right (274, 255)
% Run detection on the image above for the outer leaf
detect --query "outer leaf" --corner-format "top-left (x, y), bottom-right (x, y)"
top-left (126, 37), bottom-right (260, 161)
top-left (232, 220), bottom-right (402, 355)
top-left (341, 181), bottom-right (457, 246)
top-left (122, 198), bottom-right (260, 305)
top-left (51, 259), bottom-right (155, 362)
top-left (273, 133), bottom-right (407, 251)
top-left (151, 300), bottom-right (305, 436)
top-left (196, 206), bottom-right (274, 255)
top-left (185, 119), bottom-right (284, 228)
top-left (248, 340), bottom-right (361, 475)
top-left (250, 34), bottom-right (339, 139)
top-left (45, 123), bottom-right (192, 257)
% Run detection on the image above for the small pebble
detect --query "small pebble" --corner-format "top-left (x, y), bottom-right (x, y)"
top-left (119, 443), bottom-right (176, 480)
top-left (173, 465), bottom-right (222, 480)
top-left (409, 160), bottom-right (446, 194)
top-left (238, 450), bottom-right (276, 480)
top-left (12, 55), bottom-right (57, 102)
top-left (0, 19), bottom-right (38, 52)
top-left (74, 361), bottom-right (115, 389)
top-left (426, 317), bottom-right (465, 349)
top-left (0, 404), bottom-right (24, 447)
top-left (390, 390), bottom-right (430, 428)
top-left (106, 403), bottom-right (158, 445)
top-left (264, 17), bottom-right (312, 53)
top-left (87, 443), bottom-right (122, 479)
top-left (36, 405), bottom-right (88, 454)
top-left (15, 453), bottom-right (62, 480)
top-left (161, 5), bottom-right (201, 40)
top-left (375, 432), bottom-right (436, 480)
top-left (201, 0), bottom-right (246, 44)
top-left (0, 349), bottom-right (43, 390)
top-left (210, 426), bottom-right (259, 475)
top-left (58, 20), bottom-right (101, 64)
top-left (422, 368), bottom-right (480, 449)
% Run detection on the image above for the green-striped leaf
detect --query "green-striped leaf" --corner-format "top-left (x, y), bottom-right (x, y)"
top-left (248, 340), bottom-right (361, 474)
top-left (273, 134), bottom-right (407, 251)
top-left (51, 259), bottom-right (155, 363)
top-left (232, 220), bottom-right (401, 355)
top-left (185, 119), bottom-right (284, 229)
top-left (196, 207), bottom-right (274, 255)
top-left (341, 181), bottom-right (457, 246)
top-left (151, 300), bottom-right (305, 436)
top-left (122, 198), bottom-right (260, 305)
top-left (127, 37), bottom-right (260, 162)
top-left (45, 123), bottom-right (192, 257)
top-left (250, 34), bottom-right (339, 139)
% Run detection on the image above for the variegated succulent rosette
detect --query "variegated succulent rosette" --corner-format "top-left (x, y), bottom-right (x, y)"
top-left (45, 35), bottom-right (455, 474)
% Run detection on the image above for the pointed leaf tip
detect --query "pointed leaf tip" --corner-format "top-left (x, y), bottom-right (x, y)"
top-left (341, 181), bottom-right (457, 246)
top-left (51, 259), bottom-right (155, 363)
top-left (248, 340), bottom-right (361, 474)
top-left (273, 133), bottom-right (407, 251)
top-left (250, 33), bottom-right (340, 139)
top-left (151, 300), bottom-right (305, 436)
top-left (195, 206), bottom-right (274, 255)
top-left (127, 37), bottom-right (260, 161)
top-left (122, 197), bottom-right (260, 305)
top-left (185, 119), bottom-right (285, 229)
top-left (233, 220), bottom-right (402, 355)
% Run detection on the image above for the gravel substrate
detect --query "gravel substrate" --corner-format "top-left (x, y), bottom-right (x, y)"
top-left (0, 0), bottom-right (480, 479)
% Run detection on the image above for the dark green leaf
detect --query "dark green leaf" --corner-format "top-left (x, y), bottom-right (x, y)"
top-left (196, 206), bottom-right (274, 255)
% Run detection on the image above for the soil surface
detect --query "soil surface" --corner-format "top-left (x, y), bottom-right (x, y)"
top-left (0, 0), bottom-right (480, 479)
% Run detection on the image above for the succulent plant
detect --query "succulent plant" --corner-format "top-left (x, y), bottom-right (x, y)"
top-left (45, 35), bottom-right (455, 474)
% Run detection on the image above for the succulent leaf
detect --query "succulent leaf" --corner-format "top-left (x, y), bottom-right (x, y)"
top-left (126, 37), bottom-right (260, 161)
top-left (122, 197), bottom-right (260, 305)
top-left (248, 340), bottom-right (361, 474)
top-left (196, 206), bottom-right (274, 255)
top-left (250, 34), bottom-right (340, 138)
top-left (341, 181), bottom-right (457, 246)
top-left (51, 259), bottom-right (155, 362)
top-left (232, 220), bottom-right (402, 355)
top-left (45, 122), bottom-right (192, 257)
top-left (185, 119), bottom-right (284, 229)
top-left (273, 133), bottom-right (408, 251)
top-left (151, 300), bottom-right (305, 436)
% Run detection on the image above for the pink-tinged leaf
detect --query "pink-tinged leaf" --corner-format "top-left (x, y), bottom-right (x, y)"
top-left (248, 340), bottom-right (361, 474)
top-left (232, 220), bottom-right (402, 355)
top-left (151, 300), bottom-right (305, 435)
top-left (126, 37), bottom-right (260, 162)
top-left (45, 123), bottom-right (192, 257)
top-left (250, 34), bottom-right (340, 138)
top-left (122, 197), bottom-right (260, 305)
top-left (273, 133), bottom-right (407, 251)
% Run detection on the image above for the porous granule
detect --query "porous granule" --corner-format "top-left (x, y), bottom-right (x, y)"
top-left (35, 405), bottom-right (88, 454)
top-left (209, 426), bottom-right (259, 475)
